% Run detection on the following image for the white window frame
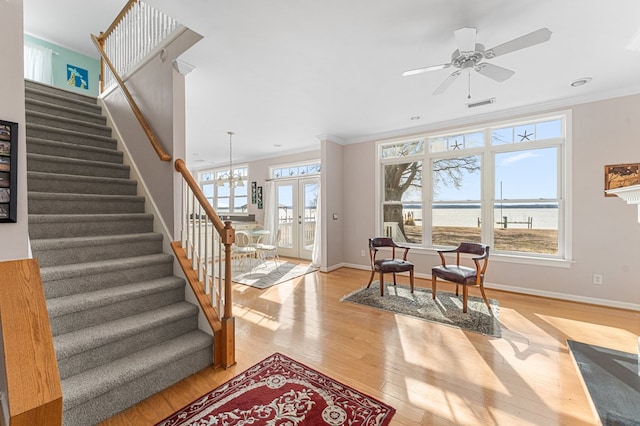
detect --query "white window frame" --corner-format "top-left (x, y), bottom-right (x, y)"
top-left (269, 160), bottom-right (321, 180)
top-left (197, 165), bottom-right (249, 215)
top-left (376, 110), bottom-right (572, 266)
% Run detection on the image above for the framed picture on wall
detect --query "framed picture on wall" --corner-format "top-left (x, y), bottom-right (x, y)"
top-left (251, 181), bottom-right (257, 204)
top-left (604, 163), bottom-right (640, 197)
top-left (257, 186), bottom-right (263, 209)
top-left (0, 120), bottom-right (18, 223)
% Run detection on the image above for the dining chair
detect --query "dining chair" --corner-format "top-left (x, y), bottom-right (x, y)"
top-left (431, 242), bottom-right (491, 313)
top-left (256, 228), bottom-right (281, 267)
top-left (231, 231), bottom-right (257, 271)
top-left (366, 237), bottom-right (414, 296)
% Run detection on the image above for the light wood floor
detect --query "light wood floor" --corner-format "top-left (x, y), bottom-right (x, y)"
top-left (100, 263), bottom-right (640, 425)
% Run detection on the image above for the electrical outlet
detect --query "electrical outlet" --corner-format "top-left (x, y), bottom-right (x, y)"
top-left (593, 274), bottom-right (603, 285)
top-left (360, 249), bottom-right (365, 257)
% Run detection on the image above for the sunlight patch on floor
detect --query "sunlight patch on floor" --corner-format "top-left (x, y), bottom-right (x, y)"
top-left (537, 313), bottom-right (639, 352)
top-left (258, 278), bottom-right (304, 303)
top-left (234, 305), bottom-right (280, 330)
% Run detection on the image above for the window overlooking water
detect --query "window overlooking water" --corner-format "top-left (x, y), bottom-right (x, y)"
top-left (378, 113), bottom-right (568, 259)
top-left (198, 165), bottom-right (248, 214)
top-left (432, 155), bottom-right (482, 246)
top-left (383, 161), bottom-right (423, 244)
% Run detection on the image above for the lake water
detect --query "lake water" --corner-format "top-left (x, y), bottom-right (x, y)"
top-left (405, 206), bottom-right (558, 230)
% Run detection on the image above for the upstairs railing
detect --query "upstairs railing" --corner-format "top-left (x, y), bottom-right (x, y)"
top-left (93, 1), bottom-right (236, 368)
top-left (91, 0), bottom-right (174, 162)
top-left (96, 0), bottom-right (179, 92)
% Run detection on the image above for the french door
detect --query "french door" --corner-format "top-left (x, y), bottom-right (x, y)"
top-left (275, 178), bottom-right (319, 260)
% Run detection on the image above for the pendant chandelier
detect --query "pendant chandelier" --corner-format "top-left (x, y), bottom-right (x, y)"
top-left (216, 131), bottom-right (244, 188)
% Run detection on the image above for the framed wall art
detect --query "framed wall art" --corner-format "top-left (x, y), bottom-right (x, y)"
top-left (257, 186), bottom-right (263, 209)
top-left (0, 120), bottom-right (18, 223)
top-left (604, 163), bottom-right (640, 197)
top-left (251, 181), bottom-right (257, 204)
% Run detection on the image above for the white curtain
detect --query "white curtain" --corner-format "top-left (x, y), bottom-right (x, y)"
top-left (263, 181), bottom-right (279, 245)
top-left (311, 183), bottom-right (322, 268)
top-left (24, 43), bottom-right (54, 85)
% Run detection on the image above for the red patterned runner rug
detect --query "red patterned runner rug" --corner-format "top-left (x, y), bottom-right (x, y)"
top-left (156, 352), bottom-right (396, 425)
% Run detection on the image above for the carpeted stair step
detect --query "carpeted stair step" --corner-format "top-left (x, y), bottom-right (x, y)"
top-left (25, 79), bottom-right (99, 104)
top-left (29, 213), bottom-right (154, 239)
top-left (25, 81), bottom-right (213, 425)
top-left (27, 138), bottom-right (123, 164)
top-left (27, 153), bottom-right (130, 179)
top-left (27, 172), bottom-right (137, 196)
top-left (40, 253), bottom-right (175, 299)
top-left (31, 233), bottom-right (164, 267)
top-left (26, 98), bottom-right (106, 125)
top-left (27, 123), bottom-right (117, 150)
top-left (48, 276), bottom-right (186, 336)
top-left (61, 330), bottom-right (213, 426)
top-left (25, 86), bottom-right (102, 114)
top-left (26, 110), bottom-right (112, 137)
top-left (28, 192), bottom-right (145, 215)
top-left (54, 301), bottom-right (199, 379)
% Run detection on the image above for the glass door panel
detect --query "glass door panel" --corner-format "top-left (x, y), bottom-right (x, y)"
top-left (275, 178), bottom-right (319, 259)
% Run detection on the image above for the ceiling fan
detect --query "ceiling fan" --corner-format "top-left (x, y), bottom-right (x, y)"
top-left (403, 27), bottom-right (552, 96)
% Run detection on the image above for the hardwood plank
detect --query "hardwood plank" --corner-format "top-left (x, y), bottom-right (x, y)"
top-left (0, 259), bottom-right (62, 426)
top-left (100, 264), bottom-right (640, 425)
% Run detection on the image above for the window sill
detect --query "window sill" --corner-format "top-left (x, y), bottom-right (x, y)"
top-left (490, 252), bottom-right (574, 268)
top-left (414, 246), bottom-right (574, 268)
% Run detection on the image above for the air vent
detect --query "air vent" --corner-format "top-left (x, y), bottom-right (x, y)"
top-left (466, 98), bottom-right (495, 108)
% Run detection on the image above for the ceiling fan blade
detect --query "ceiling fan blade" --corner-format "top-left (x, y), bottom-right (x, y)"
top-left (433, 70), bottom-right (462, 95)
top-left (485, 28), bottom-right (552, 58)
top-left (454, 27), bottom-right (477, 53)
top-left (475, 62), bottom-right (515, 82)
top-left (402, 63), bottom-right (451, 77)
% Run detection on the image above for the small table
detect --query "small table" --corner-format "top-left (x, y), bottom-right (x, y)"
top-left (246, 229), bottom-right (270, 245)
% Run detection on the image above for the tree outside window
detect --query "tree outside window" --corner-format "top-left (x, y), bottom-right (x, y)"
top-left (379, 115), bottom-right (566, 257)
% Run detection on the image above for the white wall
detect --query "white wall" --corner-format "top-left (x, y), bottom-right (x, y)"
top-left (342, 94), bottom-right (640, 309)
top-left (0, 2), bottom-right (28, 422)
top-left (0, 0), bottom-right (29, 262)
top-left (322, 139), bottom-right (345, 270)
top-left (101, 29), bottom-right (202, 240)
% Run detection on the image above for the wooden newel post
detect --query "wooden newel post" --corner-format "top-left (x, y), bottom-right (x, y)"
top-left (221, 220), bottom-right (236, 367)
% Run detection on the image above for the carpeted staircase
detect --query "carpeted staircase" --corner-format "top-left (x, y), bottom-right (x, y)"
top-left (25, 80), bottom-right (213, 426)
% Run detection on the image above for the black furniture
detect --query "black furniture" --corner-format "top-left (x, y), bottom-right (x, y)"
top-left (431, 242), bottom-right (491, 313)
top-left (367, 237), bottom-right (414, 296)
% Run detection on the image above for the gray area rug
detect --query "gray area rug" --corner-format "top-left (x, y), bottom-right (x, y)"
top-left (341, 281), bottom-right (501, 337)
top-left (232, 260), bottom-right (318, 289)
top-left (567, 340), bottom-right (640, 426)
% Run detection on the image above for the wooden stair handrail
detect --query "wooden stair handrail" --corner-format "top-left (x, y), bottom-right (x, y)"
top-left (90, 33), bottom-right (171, 163)
top-left (174, 158), bottom-right (236, 367)
top-left (174, 159), bottom-right (232, 240)
top-left (0, 259), bottom-right (62, 425)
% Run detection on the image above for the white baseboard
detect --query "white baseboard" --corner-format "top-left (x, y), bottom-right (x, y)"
top-left (484, 282), bottom-right (640, 311)
top-left (322, 262), bottom-right (348, 273)
top-left (339, 263), bottom-right (640, 311)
